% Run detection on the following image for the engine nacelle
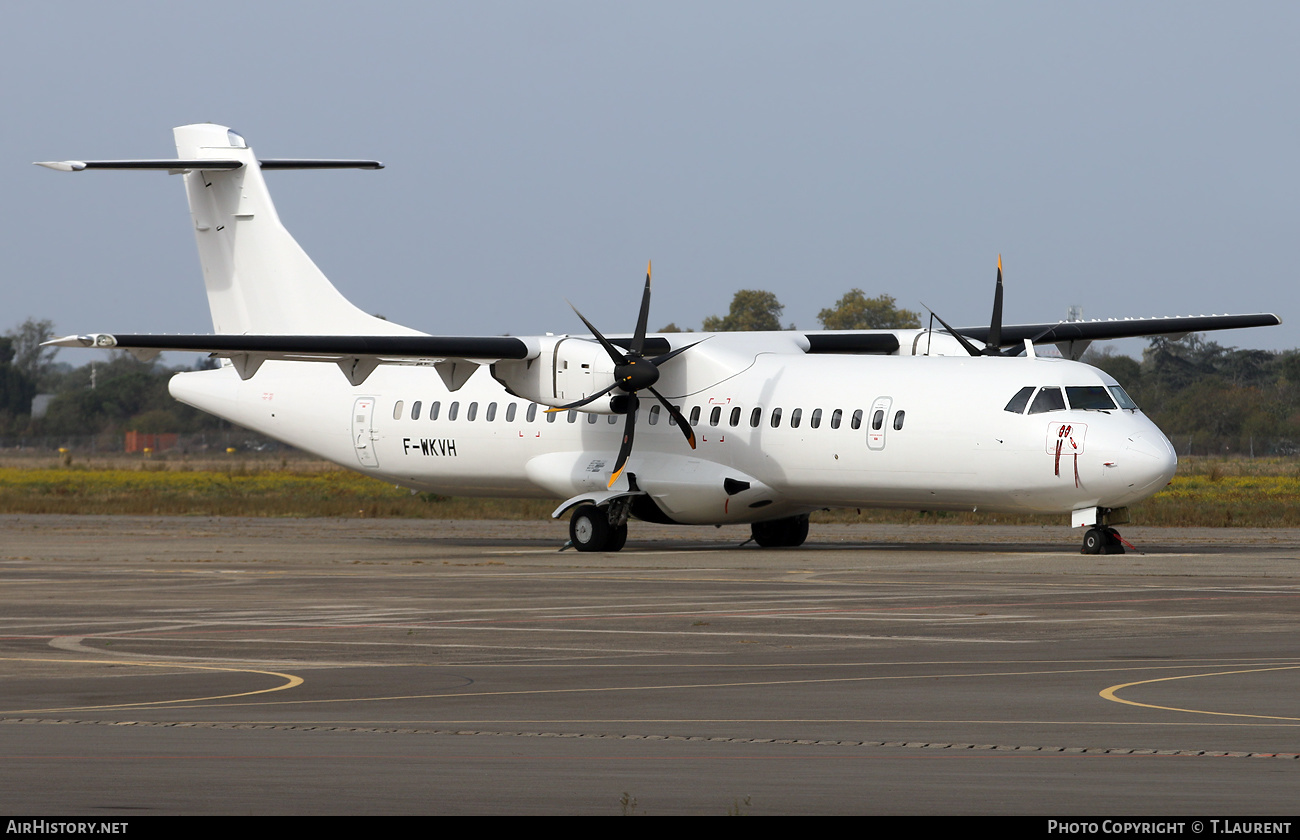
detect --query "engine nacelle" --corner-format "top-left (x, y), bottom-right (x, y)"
top-left (491, 336), bottom-right (624, 414)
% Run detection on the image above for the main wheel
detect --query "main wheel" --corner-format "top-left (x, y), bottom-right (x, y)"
top-left (607, 522), bottom-right (628, 552)
top-left (1081, 528), bottom-right (1103, 555)
top-left (569, 505), bottom-right (623, 552)
top-left (751, 515), bottom-right (810, 548)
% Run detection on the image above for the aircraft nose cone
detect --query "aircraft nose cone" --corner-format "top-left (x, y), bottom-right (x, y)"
top-left (1124, 432), bottom-right (1178, 495)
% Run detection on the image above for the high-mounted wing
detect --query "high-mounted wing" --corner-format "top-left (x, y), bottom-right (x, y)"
top-left (958, 313), bottom-right (1282, 359)
top-left (44, 333), bottom-right (538, 388)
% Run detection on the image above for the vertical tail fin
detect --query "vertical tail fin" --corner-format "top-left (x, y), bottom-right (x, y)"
top-left (173, 124), bottom-right (419, 336)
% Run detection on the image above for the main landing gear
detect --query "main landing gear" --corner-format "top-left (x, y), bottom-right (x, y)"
top-left (750, 514), bottom-right (810, 548)
top-left (1081, 526), bottom-right (1125, 555)
top-left (568, 504), bottom-right (629, 553)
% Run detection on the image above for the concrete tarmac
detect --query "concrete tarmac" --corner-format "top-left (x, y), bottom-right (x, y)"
top-left (1, 514), bottom-right (1298, 815)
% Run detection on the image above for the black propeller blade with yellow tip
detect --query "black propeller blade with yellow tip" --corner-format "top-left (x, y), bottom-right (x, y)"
top-left (554, 262), bottom-right (699, 487)
top-left (926, 255), bottom-right (1039, 357)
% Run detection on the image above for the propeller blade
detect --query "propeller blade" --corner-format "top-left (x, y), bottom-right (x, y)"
top-left (649, 337), bottom-right (708, 367)
top-left (568, 302), bottom-right (628, 367)
top-left (608, 393), bottom-right (639, 487)
top-left (545, 381), bottom-right (621, 411)
top-left (987, 254), bottom-right (1004, 351)
top-left (631, 261), bottom-right (652, 356)
top-left (649, 386), bottom-right (696, 449)
top-left (922, 304), bottom-right (983, 357)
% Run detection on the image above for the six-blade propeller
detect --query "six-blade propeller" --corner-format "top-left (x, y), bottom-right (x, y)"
top-left (553, 262), bottom-right (699, 487)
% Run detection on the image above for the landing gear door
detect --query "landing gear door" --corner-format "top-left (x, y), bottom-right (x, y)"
top-left (866, 396), bottom-right (892, 451)
top-left (352, 397), bottom-right (380, 468)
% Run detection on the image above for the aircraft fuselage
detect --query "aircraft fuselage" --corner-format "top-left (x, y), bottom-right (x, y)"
top-left (170, 348), bottom-right (1177, 527)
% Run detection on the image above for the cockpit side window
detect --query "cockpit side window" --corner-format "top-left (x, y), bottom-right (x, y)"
top-left (1028, 387), bottom-right (1065, 414)
top-left (1108, 385), bottom-right (1139, 410)
top-left (1065, 386), bottom-right (1117, 410)
top-left (1004, 387), bottom-right (1034, 414)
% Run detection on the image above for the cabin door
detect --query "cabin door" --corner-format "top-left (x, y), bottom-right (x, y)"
top-left (352, 397), bottom-right (380, 468)
top-left (866, 396), bottom-right (892, 451)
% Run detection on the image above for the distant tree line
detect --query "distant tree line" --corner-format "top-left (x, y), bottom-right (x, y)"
top-left (1085, 336), bottom-right (1300, 456)
top-left (0, 318), bottom-right (226, 442)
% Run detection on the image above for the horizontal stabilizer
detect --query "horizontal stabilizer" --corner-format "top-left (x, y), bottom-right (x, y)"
top-left (35, 159), bottom-right (382, 172)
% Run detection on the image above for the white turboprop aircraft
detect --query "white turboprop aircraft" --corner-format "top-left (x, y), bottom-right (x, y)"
top-left (38, 124), bottom-right (1280, 554)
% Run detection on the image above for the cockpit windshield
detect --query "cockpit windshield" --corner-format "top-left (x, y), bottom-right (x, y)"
top-left (1108, 385), bottom-right (1139, 410)
top-left (1065, 386), bottom-right (1117, 411)
top-left (1005, 384), bottom-right (1141, 414)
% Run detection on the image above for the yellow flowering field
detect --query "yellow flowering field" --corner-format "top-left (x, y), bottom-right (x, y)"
top-left (0, 458), bottom-right (1296, 526)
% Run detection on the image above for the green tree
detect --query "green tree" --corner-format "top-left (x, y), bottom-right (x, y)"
top-left (702, 290), bottom-right (786, 332)
top-left (0, 336), bottom-right (37, 427)
top-left (816, 291), bottom-right (920, 330)
top-left (5, 318), bottom-right (59, 389)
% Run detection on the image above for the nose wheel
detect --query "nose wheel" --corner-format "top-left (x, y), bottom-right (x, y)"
top-left (1081, 527), bottom-right (1125, 555)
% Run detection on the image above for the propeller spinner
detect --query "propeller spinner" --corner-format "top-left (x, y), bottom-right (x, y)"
top-left (553, 262), bottom-right (699, 487)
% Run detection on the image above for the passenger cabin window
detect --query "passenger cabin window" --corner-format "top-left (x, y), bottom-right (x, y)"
top-left (608, 414), bottom-right (618, 424)
top-left (393, 400), bottom-right (404, 421)
top-left (872, 409), bottom-right (884, 431)
top-left (770, 407), bottom-right (783, 428)
top-left (750, 407), bottom-right (761, 428)
top-left (1004, 386), bottom-right (1034, 414)
top-left (790, 408), bottom-right (802, 429)
top-left (567, 410), bottom-right (577, 423)
top-left (506, 403), bottom-right (517, 422)
top-left (546, 408), bottom-right (556, 423)
top-left (649, 405), bottom-right (660, 425)
top-left (1066, 387), bottom-right (1117, 411)
top-left (448, 402), bottom-right (459, 421)
top-left (429, 401), bottom-right (440, 421)
top-left (525, 403), bottom-right (536, 422)
top-left (587, 412), bottom-right (598, 424)
top-left (467, 402), bottom-right (478, 422)
top-left (830, 409), bottom-right (842, 429)
top-left (730, 407), bottom-right (741, 427)
top-left (893, 410), bottom-right (906, 431)
top-left (690, 406), bottom-right (701, 426)
top-left (1028, 387), bottom-right (1065, 414)
top-left (851, 409), bottom-right (863, 430)
top-left (411, 401), bottom-right (422, 420)
top-left (810, 409), bottom-right (822, 429)
top-left (486, 402), bottom-right (498, 422)
top-left (709, 406), bottom-right (721, 427)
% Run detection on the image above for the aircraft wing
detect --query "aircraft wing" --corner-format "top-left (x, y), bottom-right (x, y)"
top-left (44, 332), bottom-right (539, 388)
top-left (42, 332), bottom-right (678, 388)
top-left (958, 313), bottom-right (1281, 346)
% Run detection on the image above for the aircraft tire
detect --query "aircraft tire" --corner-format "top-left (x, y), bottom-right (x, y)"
top-left (751, 515), bottom-right (809, 548)
top-left (570, 505), bottom-right (613, 552)
top-left (607, 522), bottom-right (628, 552)
top-left (1082, 528), bottom-right (1104, 555)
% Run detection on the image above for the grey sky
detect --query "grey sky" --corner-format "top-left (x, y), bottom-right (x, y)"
top-left (4, 2), bottom-right (1295, 360)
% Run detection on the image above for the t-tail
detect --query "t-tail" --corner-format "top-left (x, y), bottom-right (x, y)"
top-left (38, 123), bottom-right (422, 338)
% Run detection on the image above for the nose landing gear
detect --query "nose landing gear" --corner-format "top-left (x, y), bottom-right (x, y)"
top-left (1081, 526), bottom-right (1125, 555)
